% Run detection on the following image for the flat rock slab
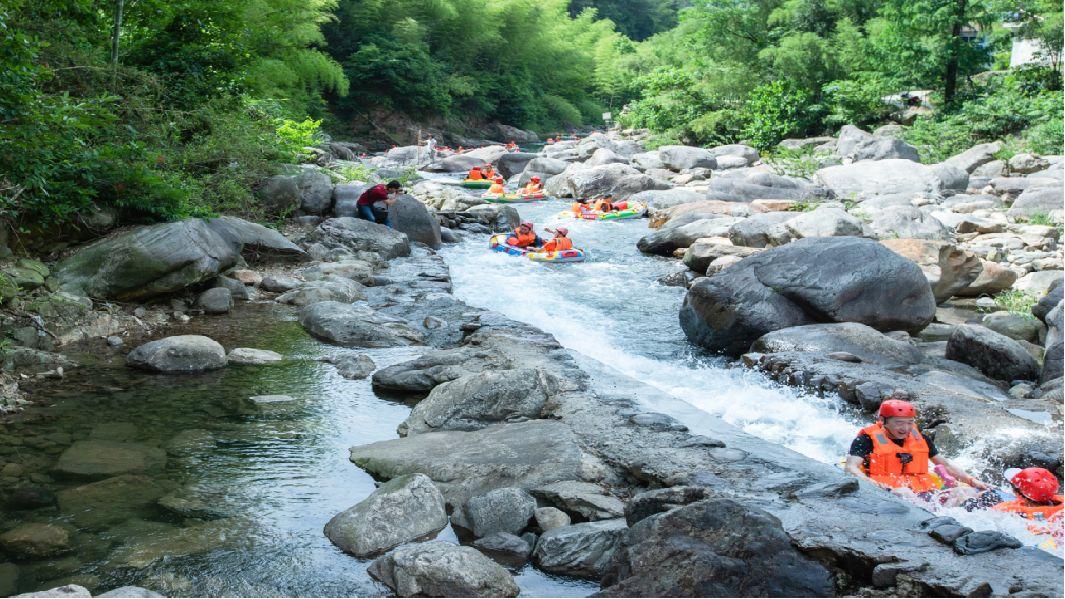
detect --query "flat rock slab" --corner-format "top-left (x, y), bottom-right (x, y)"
top-left (531, 480), bottom-right (625, 520)
top-left (55, 440), bottom-right (167, 479)
top-left (368, 540), bottom-right (519, 598)
top-left (349, 420), bottom-right (584, 507)
top-left (299, 301), bottom-right (423, 348)
top-left (227, 348), bottom-right (283, 365)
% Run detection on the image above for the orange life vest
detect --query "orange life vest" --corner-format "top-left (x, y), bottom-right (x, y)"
top-left (994, 496), bottom-right (1063, 520)
top-left (571, 202), bottom-right (588, 215)
top-left (541, 237), bottom-right (572, 252)
top-left (468, 168), bottom-right (484, 180)
top-left (860, 423), bottom-right (937, 493)
top-left (507, 229), bottom-right (536, 248)
top-left (488, 182), bottom-right (505, 195)
top-left (593, 199), bottom-right (613, 212)
top-left (524, 183), bottom-right (542, 195)
top-left (483, 167), bottom-right (495, 179)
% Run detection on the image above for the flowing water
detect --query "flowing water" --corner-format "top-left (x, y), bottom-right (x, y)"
top-left (440, 197), bottom-right (1061, 554)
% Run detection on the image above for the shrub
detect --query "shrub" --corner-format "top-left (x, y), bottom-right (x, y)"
top-left (275, 118), bottom-right (323, 163)
top-left (741, 80), bottom-right (818, 150)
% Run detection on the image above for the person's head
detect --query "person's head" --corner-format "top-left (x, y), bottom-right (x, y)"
top-left (603, 194), bottom-right (614, 201)
top-left (519, 221), bottom-right (533, 234)
top-left (552, 227), bottom-right (568, 238)
top-left (878, 396), bottom-right (917, 439)
top-left (531, 176), bottom-right (541, 183)
top-left (1007, 468), bottom-right (1060, 502)
top-left (494, 176), bottom-right (504, 183)
top-left (471, 166), bottom-right (481, 172)
top-left (386, 180), bottom-right (402, 194)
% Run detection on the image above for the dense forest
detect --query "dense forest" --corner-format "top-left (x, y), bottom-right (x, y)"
top-left (1, 0), bottom-right (1061, 233)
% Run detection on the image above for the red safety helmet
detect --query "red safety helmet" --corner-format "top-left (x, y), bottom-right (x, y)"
top-left (551, 227), bottom-right (568, 236)
top-left (494, 176), bottom-right (504, 182)
top-left (531, 176), bottom-right (541, 182)
top-left (878, 399), bottom-right (916, 419)
top-left (520, 221), bottom-right (533, 229)
top-left (1010, 468), bottom-right (1060, 502)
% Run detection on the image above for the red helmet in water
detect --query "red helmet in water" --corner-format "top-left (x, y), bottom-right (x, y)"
top-left (531, 176), bottom-right (541, 182)
top-left (879, 399), bottom-right (916, 419)
top-left (1010, 468), bottom-right (1060, 502)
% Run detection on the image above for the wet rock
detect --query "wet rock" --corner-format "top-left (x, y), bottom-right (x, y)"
top-left (599, 499), bottom-right (834, 597)
top-left (260, 275), bottom-right (301, 293)
top-left (472, 532), bottom-right (532, 565)
top-left (204, 216), bottom-right (306, 263)
top-left (399, 368), bottom-right (554, 436)
top-left (276, 276), bottom-right (365, 306)
top-left (881, 239), bottom-right (982, 303)
top-left (55, 441), bottom-right (167, 479)
top-left (193, 287), bottom-right (233, 315)
top-left (126, 335), bottom-right (227, 373)
top-left (869, 206), bottom-right (951, 241)
top-left (389, 195), bottom-right (441, 249)
top-left (454, 487), bottom-right (536, 538)
top-left (946, 324), bottom-right (1040, 382)
top-left (14, 585), bottom-right (91, 598)
top-left (680, 237), bottom-right (936, 355)
top-left (248, 394), bottom-right (295, 405)
top-left (532, 518), bottom-right (627, 579)
top-left (531, 481), bottom-right (625, 521)
top-left (953, 530), bottom-right (1022, 555)
top-left (108, 520), bottom-right (232, 568)
top-left (308, 218), bottom-right (411, 261)
top-left (328, 353), bottom-right (376, 379)
top-left (0, 523), bottom-right (71, 558)
top-left (534, 507), bottom-right (571, 531)
top-left (368, 540), bottom-right (519, 598)
top-left (299, 301), bottom-right (423, 347)
top-left (836, 125), bottom-right (919, 162)
top-left (752, 323), bottom-right (924, 366)
top-left (371, 347), bottom-right (502, 393)
top-left (97, 586), bottom-right (164, 598)
top-left (0, 563), bottom-right (16, 597)
top-left (57, 474), bottom-right (169, 527)
top-left (157, 491), bottom-right (226, 520)
top-left (227, 348), bottom-right (283, 365)
top-left (624, 486), bottom-right (709, 526)
top-left (213, 276), bottom-right (253, 302)
top-left (5, 486), bottom-right (58, 510)
top-left (324, 473), bottom-right (447, 557)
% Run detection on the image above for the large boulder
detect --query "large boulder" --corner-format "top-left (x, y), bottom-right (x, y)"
top-left (881, 239), bottom-right (982, 303)
top-left (194, 287), bottom-right (233, 315)
top-left (680, 237), bottom-right (936, 355)
top-left (817, 159), bottom-right (959, 198)
top-left (518, 157), bottom-right (568, 186)
top-left (428, 153), bottom-right (483, 173)
top-left (276, 276), bottom-right (365, 306)
top-left (385, 145), bottom-right (422, 164)
top-left (399, 368), bottom-right (555, 436)
top-left (389, 195), bottom-right (441, 249)
top-left (599, 499), bottom-right (834, 597)
top-left (545, 163), bottom-right (642, 198)
top-left (707, 144), bottom-right (759, 164)
top-left (869, 206), bottom-right (951, 240)
top-left (1041, 301), bottom-right (1063, 383)
top-left (657, 146), bottom-right (717, 171)
top-left (836, 125), bottom-right (919, 162)
top-left (453, 487), bottom-right (537, 538)
top-left (631, 151), bottom-right (665, 171)
top-left (299, 301), bottom-right (423, 348)
top-left (956, 260), bottom-right (1018, 297)
top-left (532, 519), bottom-right (627, 579)
top-left (585, 148), bottom-right (630, 167)
top-left (942, 141), bottom-right (1003, 173)
top-left (1033, 281), bottom-right (1064, 322)
top-left (204, 217), bottom-right (307, 262)
top-left (728, 212), bottom-right (797, 248)
top-left (368, 541), bottom-right (519, 598)
top-left (324, 473), bottom-right (447, 557)
top-left (296, 170), bottom-right (334, 214)
top-left (308, 217), bottom-right (411, 260)
top-left (636, 218), bottom-right (742, 256)
top-left (752, 323), bottom-right (924, 366)
top-left (783, 206), bottom-right (864, 240)
top-left (682, 241), bottom-right (759, 274)
top-left (332, 183), bottom-right (370, 218)
top-left (53, 220), bottom-right (239, 301)
top-left (633, 188), bottom-right (707, 212)
top-left (464, 145), bottom-right (509, 164)
top-left (496, 152), bottom-right (537, 178)
top-left (255, 175), bottom-right (300, 216)
top-left (706, 173), bottom-right (825, 202)
top-left (126, 335), bottom-right (227, 373)
top-left (1007, 185), bottom-right (1065, 223)
top-left (945, 325), bottom-right (1041, 382)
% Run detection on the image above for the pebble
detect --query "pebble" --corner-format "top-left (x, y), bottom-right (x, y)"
top-left (248, 394), bottom-right (295, 405)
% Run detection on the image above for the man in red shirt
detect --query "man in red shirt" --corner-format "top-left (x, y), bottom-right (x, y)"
top-left (357, 180), bottom-right (402, 228)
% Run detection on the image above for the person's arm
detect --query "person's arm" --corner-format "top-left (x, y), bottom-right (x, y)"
top-left (930, 455), bottom-right (989, 489)
top-left (844, 455), bottom-right (869, 480)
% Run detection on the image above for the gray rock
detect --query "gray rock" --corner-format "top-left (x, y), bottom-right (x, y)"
top-left (532, 519), bottom-right (627, 579)
top-left (1014, 270), bottom-right (1064, 297)
top-left (0, 523), bottom-right (71, 559)
top-left (277, 276), bottom-right (365, 306)
top-left (869, 206), bottom-right (951, 240)
top-left (624, 486), bottom-right (709, 526)
top-left (455, 487), bottom-right (537, 538)
top-left (981, 312), bottom-right (1042, 343)
top-left (126, 335), bottom-right (227, 373)
top-left (324, 473), bottom-right (447, 557)
top-left (1007, 185), bottom-right (1064, 223)
top-left (496, 152), bottom-right (538, 178)
top-left (1009, 153), bottom-right (1050, 175)
top-left (534, 507), bottom-right (571, 531)
top-left (1033, 281), bottom-right (1063, 322)
top-left (707, 144), bottom-right (759, 164)
top-left (836, 125), bottom-right (919, 162)
top-left (545, 163), bottom-right (641, 198)
top-left (752, 323), bottom-right (924, 366)
top-left (255, 175), bottom-right (300, 216)
top-left (881, 239), bottom-right (982, 303)
top-left (518, 157), bottom-right (568, 186)
top-left (953, 531), bottom-right (1022, 555)
top-left (299, 301), bottom-right (423, 348)
top-left (945, 324), bottom-right (1040, 382)
top-left (585, 147), bottom-right (629, 167)
top-left (56, 474), bottom-right (167, 526)
top-left (13, 585), bottom-right (91, 598)
top-left (194, 287), bottom-right (232, 315)
top-left (332, 183), bottom-right (370, 218)
top-left (428, 153), bottom-right (483, 173)
top-left (636, 217), bottom-right (741, 256)
top-left (248, 394), bottom-right (295, 405)
top-left (630, 151), bottom-right (665, 171)
top-left (297, 260), bottom-right (374, 283)
top-left (680, 237), bottom-right (936, 355)
top-left (213, 275), bottom-right (253, 301)
top-left (531, 481), bottom-right (625, 521)
top-left (309, 218), bottom-right (411, 260)
top-left (472, 532), bottom-right (532, 565)
top-left (599, 499), bottom-right (834, 597)
top-left (706, 174), bottom-right (824, 202)
top-left (956, 261), bottom-right (1017, 297)
top-left (97, 586), bottom-right (164, 598)
top-left (658, 146), bottom-right (717, 171)
top-left (259, 275), bottom-right (300, 292)
top-left (389, 195), bottom-right (441, 249)
top-left (400, 368), bottom-right (554, 436)
top-left (367, 540), bottom-right (519, 598)
top-left (55, 441), bottom-right (167, 478)
top-left (816, 159), bottom-right (957, 198)
top-left (227, 347), bottom-right (283, 365)
top-left (784, 206), bottom-right (864, 239)
top-left (1043, 301), bottom-right (1063, 382)
top-left (296, 170), bottom-right (334, 215)
top-left (727, 212), bottom-right (797, 248)
top-left (631, 188), bottom-right (706, 211)
top-left (330, 353), bottom-right (376, 379)
top-left (942, 141), bottom-right (1003, 173)
top-left (682, 241), bottom-right (759, 275)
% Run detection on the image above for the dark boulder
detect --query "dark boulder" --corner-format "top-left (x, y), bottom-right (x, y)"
top-left (945, 324), bottom-right (1040, 382)
top-left (389, 195), bottom-right (441, 249)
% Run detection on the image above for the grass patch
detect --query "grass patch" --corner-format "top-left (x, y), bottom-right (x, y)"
top-left (990, 289), bottom-right (1039, 318)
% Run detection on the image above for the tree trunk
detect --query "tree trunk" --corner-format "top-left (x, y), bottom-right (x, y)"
top-left (110, 0), bottom-right (125, 66)
top-left (944, 0), bottom-right (966, 102)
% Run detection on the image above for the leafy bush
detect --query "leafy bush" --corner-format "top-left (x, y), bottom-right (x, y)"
top-left (275, 118), bottom-right (323, 163)
top-left (741, 81), bottom-right (817, 149)
top-left (765, 147), bottom-right (822, 179)
top-left (991, 290), bottom-right (1039, 319)
top-left (822, 74), bottom-right (894, 127)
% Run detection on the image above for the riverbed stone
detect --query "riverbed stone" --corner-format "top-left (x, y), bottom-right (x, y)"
top-left (13, 585), bottom-right (91, 598)
top-left (309, 218), bottom-right (411, 260)
top-left (227, 348), bottom-right (283, 365)
top-left (328, 354), bottom-right (376, 379)
top-left (956, 260), bottom-right (1018, 297)
top-left (399, 368), bottom-right (555, 436)
top-left (193, 287), bottom-right (233, 315)
top-left (367, 540), bottom-right (519, 598)
top-left (980, 312), bottom-right (1043, 343)
top-left (531, 481), bottom-right (625, 521)
top-left (1007, 185), bottom-right (1064, 223)
top-left (752, 323), bottom-right (924, 366)
top-left (454, 487), bottom-right (537, 538)
top-left (256, 175), bottom-right (300, 216)
top-left (534, 507), bottom-right (571, 532)
top-left (0, 523), bottom-right (71, 558)
top-left (472, 532), bottom-right (532, 565)
top-left (57, 474), bottom-right (169, 527)
top-left (881, 239), bottom-right (982, 303)
top-left (1042, 301), bottom-right (1063, 382)
top-left (657, 146), bottom-right (717, 171)
top-left (260, 275), bottom-right (301, 292)
top-left (869, 206), bottom-right (951, 241)
top-left (836, 125), bottom-right (919, 162)
top-left (299, 301), bottom-right (423, 347)
top-left (55, 440), bottom-right (167, 479)
top-left (599, 498), bottom-right (835, 597)
top-left (296, 170), bottom-right (333, 215)
top-left (682, 242), bottom-right (759, 275)
top-left (727, 211), bottom-right (797, 248)
top-left (532, 518), bottom-right (627, 579)
top-left (680, 237), bottom-right (936, 355)
top-left (324, 473), bottom-right (447, 557)
top-left (636, 218), bottom-right (742, 256)
top-left (389, 195), bottom-right (441, 249)
top-left (945, 324), bottom-right (1040, 382)
top-left (204, 216), bottom-right (307, 263)
top-left (108, 520), bottom-right (233, 568)
top-left (276, 276), bottom-right (365, 306)
top-left (126, 335), bottom-right (227, 373)
top-left (97, 586), bottom-right (164, 598)
top-left (816, 159), bottom-right (956, 198)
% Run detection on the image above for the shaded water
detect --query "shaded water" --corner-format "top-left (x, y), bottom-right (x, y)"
top-left (0, 304), bottom-right (596, 597)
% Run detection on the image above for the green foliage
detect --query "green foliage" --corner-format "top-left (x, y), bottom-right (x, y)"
top-left (742, 81), bottom-right (817, 149)
top-left (275, 118), bottom-right (324, 162)
top-left (1020, 213), bottom-right (1055, 226)
top-left (822, 73), bottom-right (894, 127)
top-left (991, 290), bottom-right (1039, 318)
top-left (765, 147), bottom-right (822, 178)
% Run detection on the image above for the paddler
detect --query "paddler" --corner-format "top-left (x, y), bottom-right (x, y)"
top-left (523, 176), bottom-right (543, 196)
top-left (844, 395), bottom-right (988, 497)
top-left (506, 221), bottom-right (542, 249)
top-left (540, 227), bottom-right (573, 252)
top-left (992, 468), bottom-right (1063, 534)
top-left (487, 176), bottom-right (506, 196)
top-left (467, 166), bottom-right (485, 180)
top-left (483, 164), bottom-right (496, 179)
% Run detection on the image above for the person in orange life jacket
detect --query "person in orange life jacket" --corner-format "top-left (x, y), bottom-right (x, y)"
top-left (483, 164), bottom-right (496, 179)
top-left (356, 180), bottom-right (402, 228)
top-left (467, 166), bottom-right (485, 180)
top-left (593, 194), bottom-right (616, 212)
top-left (506, 221), bottom-right (542, 249)
top-left (506, 140), bottom-right (518, 151)
top-left (523, 176), bottom-right (543, 195)
top-left (992, 468), bottom-right (1063, 532)
top-left (844, 395), bottom-right (988, 496)
top-left (487, 176), bottom-right (506, 195)
top-left (540, 227), bottom-right (573, 252)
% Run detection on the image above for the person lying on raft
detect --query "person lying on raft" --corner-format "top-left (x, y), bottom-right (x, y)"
top-left (522, 176), bottom-right (543, 196)
top-left (467, 166), bottom-right (485, 180)
top-left (540, 227), bottom-right (573, 252)
top-left (844, 395), bottom-right (988, 499)
top-left (487, 176), bottom-right (506, 196)
top-left (506, 221), bottom-right (543, 249)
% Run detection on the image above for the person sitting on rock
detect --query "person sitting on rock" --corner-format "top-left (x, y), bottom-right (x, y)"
top-left (992, 468), bottom-right (1063, 536)
top-left (356, 180), bottom-right (402, 228)
top-left (487, 176), bottom-right (506, 196)
top-left (506, 221), bottom-right (542, 249)
top-left (523, 176), bottom-right (543, 196)
top-left (844, 395), bottom-right (988, 498)
top-left (540, 227), bottom-right (573, 252)
top-left (467, 166), bottom-right (485, 180)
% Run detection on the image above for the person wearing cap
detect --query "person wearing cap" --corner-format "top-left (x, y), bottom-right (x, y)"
top-left (356, 180), bottom-right (402, 228)
top-left (506, 221), bottom-right (542, 249)
top-left (844, 392), bottom-right (988, 495)
top-left (523, 176), bottom-right (543, 196)
top-left (487, 176), bottom-right (506, 196)
top-left (540, 227), bottom-right (573, 252)
top-left (993, 468), bottom-right (1063, 533)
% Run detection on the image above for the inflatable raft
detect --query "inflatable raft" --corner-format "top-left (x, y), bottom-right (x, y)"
top-left (488, 235), bottom-right (586, 263)
top-left (558, 202), bottom-right (646, 221)
top-left (483, 193), bottom-right (547, 204)
top-left (461, 179), bottom-right (492, 189)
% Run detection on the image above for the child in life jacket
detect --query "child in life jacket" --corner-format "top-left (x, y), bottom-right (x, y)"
top-left (540, 227), bottom-right (573, 252)
top-left (487, 176), bottom-right (506, 196)
top-left (992, 468), bottom-right (1063, 536)
top-left (506, 221), bottom-right (542, 248)
top-left (523, 176), bottom-right (543, 196)
top-left (483, 164), bottom-right (496, 179)
top-left (467, 166), bottom-right (485, 180)
top-left (593, 194), bottom-right (616, 213)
